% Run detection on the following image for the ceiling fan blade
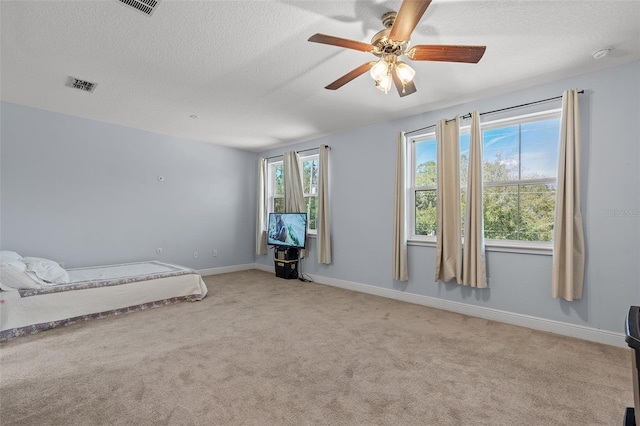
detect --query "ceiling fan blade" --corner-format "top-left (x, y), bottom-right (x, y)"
top-left (407, 45), bottom-right (486, 63)
top-left (392, 68), bottom-right (417, 97)
top-left (388, 0), bottom-right (432, 41)
top-left (325, 62), bottom-right (376, 90)
top-left (308, 33), bottom-right (375, 53)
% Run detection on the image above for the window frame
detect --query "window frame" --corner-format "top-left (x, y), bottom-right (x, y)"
top-left (407, 109), bottom-right (561, 255)
top-left (408, 133), bottom-right (437, 242)
top-left (267, 154), bottom-right (319, 236)
top-left (268, 160), bottom-right (284, 216)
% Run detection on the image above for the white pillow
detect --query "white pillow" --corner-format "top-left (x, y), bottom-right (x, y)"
top-left (0, 250), bottom-right (23, 265)
top-left (0, 259), bottom-right (27, 272)
top-left (0, 264), bottom-right (42, 290)
top-left (0, 250), bottom-right (22, 260)
top-left (22, 257), bottom-right (70, 284)
top-left (25, 271), bottom-right (46, 286)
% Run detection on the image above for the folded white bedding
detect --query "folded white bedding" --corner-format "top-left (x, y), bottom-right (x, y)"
top-left (0, 264), bottom-right (41, 290)
top-left (23, 257), bottom-right (70, 284)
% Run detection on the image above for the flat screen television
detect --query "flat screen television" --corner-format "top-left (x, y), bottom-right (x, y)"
top-left (267, 212), bottom-right (307, 249)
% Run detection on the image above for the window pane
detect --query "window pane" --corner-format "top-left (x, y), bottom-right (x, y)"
top-left (460, 133), bottom-right (469, 237)
top-left (519, 184), bottom-right (556, 241)
top-left (521, 118), bottom-right (560, 179)
top-left (274, 198), bottom-right (285, 213)
top-left (303, 159), bottom-right (318, 195)
top-left (274, 164), bottom-right (284, 196)
top-left (415, 190), bottom-right (437, 236)
top-left (483, 186), bottom-right (518, 239)
top-left (460, 133), bottom-right (470, 187)
top-left (305, 196), bottom-right (317, 231)
top-left (415, 139), bottom-right (437, 187)
top-left (483, 125), bottom-right (519, 182)
top-left (460, 187), bottom-right (467, 238)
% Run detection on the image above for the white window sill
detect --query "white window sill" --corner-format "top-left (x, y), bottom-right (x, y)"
top-left (407, 239), bottom-right (553, 256)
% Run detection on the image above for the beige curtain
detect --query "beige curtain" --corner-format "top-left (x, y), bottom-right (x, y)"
top-left (462, 112), bottom-right (487, 287)
top-left (393, 132), bottom-right (408, 281)
top-left (255, 157), bottom-right (268, 255)
top-left (317, 145), bottom-right (332, 264)
top-left (283, 151), bottom-right (307, 258)
top-left (435, 116), bottom-right (462, 283)
top-left (552, 89), bottom-right (585, 301)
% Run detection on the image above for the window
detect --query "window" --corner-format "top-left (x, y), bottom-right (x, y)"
top-left (301, 156), bottom-right (319, 232)
top-left (270, 162), bottom-right (285, 214)
top-left (408, 109), bottom-right (561, 244)
top-left (481, 113), bottom-right (560, 241)
top-left (268, 154), bottom-right (319, 234)
top-left (409, 133), bottom-right (471, 238)
top-left (410, 135), bottom-right (438, 237)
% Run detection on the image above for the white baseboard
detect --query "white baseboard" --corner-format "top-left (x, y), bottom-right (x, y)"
top-left (305, 273), bottom-right (627, 348)
top-left (197, 263), bottom-right (258, 276)
top-left (252, 263), bottom-right (274, 273)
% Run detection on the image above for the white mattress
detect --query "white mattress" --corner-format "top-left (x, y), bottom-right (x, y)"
top-left (0, 261), bottom-right (208, 338)
top-left (66, 262), bottom-right (182, 282)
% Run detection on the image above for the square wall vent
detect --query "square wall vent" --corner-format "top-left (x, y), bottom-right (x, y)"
top-left (67, 77), bottom-right (98, 93)
top-left (115, 0), bottom-right (161, 16)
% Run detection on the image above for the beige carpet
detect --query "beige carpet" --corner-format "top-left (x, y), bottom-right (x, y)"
top-left (0, 270), bottom-right (633, 425)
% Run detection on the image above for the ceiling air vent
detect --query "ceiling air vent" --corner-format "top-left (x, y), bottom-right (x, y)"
top-left (115, 0), bottom-right (161, 16)
top-left (67, 77), bottom-right (98, 93)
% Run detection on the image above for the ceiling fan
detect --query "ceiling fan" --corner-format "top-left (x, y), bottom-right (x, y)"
top-left (308, 0), bottom-right (486, 97)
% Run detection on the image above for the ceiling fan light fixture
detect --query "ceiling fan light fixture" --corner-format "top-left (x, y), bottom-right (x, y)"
top-left (395, 61), bottom-right (415, 84)
top-left (375, 74), bottom-right (393, 94)
top-left (370, 59), bottom-right (390, 81)
top-left (307, 0), bottom-right (486, 97)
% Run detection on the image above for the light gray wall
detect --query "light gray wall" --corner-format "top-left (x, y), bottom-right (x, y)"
top-left (1, 102), bottom-right (257, 269)
top-left (2, 62), bottom-right (637, 334)
top-left (257, 61), bottom-right (640, 334)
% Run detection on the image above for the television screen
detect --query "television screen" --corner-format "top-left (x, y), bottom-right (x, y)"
top-left (267, 213), bottom-right (307, 249)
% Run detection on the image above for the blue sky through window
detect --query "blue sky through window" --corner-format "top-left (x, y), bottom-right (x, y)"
top-left (520, 118), bottom-right (560, 178)
top-left (414, 117), bottom-right (560, 180)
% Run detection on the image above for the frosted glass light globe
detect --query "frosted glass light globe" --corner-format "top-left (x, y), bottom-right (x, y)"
top-left (370, 59), bottom-right (389, 81)
top-left (395, 61), bottom-right (415, 84)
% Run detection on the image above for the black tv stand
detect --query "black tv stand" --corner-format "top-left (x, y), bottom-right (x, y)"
top-left (274, 246), bottom-right (299, 279)
top-left (275, 246), bottom-right (299, 261)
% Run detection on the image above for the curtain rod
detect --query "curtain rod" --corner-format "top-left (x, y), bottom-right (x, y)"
top-left (404, 90), bottom-right (585, 136)
top-left (264, 145), bottom-right (330, 161)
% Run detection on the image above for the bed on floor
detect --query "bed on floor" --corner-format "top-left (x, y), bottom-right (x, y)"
top-left (0, 251), bottom-right (208, 341)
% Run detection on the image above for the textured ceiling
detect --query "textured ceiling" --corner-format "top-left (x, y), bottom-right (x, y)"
top-left (1, 0), bottom-right (639, 151)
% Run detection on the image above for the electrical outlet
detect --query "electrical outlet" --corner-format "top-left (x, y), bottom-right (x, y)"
top-left (193, 251), bottom-right (198, 259)
top-left (213, 250), bottom-right (217, 257)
